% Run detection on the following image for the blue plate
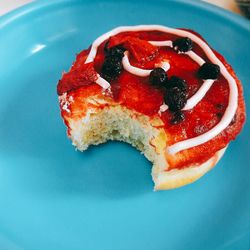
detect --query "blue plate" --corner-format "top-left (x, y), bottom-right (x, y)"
top-left (0, 1), bottom-right (249, 249)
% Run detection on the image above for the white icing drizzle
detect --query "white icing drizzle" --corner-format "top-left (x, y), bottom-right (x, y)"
top-left (122, 51), bottom-right (152, 77)
top-left (186, 51), bottom-right (205, 66)
top-left (159, 104), bottom-right (168, 113)
top-left (157, 61), bottom-right (170, 72)
top-left (148, 41), bottom-right (216, 111)
top-left (183, 79), bottom-right (214, 110)
top-left (84, 25), bottom-right (238, 155)
top-left (122, 51), bottom-right (170, 77)
top-left (96, 75), bottom-right (110, 89)
top-left (149, 40), bottom-right (173, 47)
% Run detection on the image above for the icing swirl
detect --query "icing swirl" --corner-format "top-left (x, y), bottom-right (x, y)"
top-left (84, 25), bottom-right (238, 155)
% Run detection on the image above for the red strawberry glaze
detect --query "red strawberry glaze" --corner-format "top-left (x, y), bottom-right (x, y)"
top-left (57, 62), bottom-right (97, 95)
top-left (58, 29), bottom-right (246, 170)
top-left (108, 35), bottom-right (158, 62)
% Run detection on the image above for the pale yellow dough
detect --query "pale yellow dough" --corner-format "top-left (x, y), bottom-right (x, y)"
top-left (62, 95), bottom-right (227, 190)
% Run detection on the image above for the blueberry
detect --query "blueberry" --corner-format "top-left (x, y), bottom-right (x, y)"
top-left (165, 76), bottom-right (187, 92)
top-left (149, 68), bottom-right (168, 86)
top-left (198, 63), bottom-right (220, 79)
top-left (216, 103), bottom-right (225, 110)
top-left (101, 43), bottom-right (125, 82)
top-left (170, 111), bottom-right (185, 124)
top-left (101, 57), bottom-right (123, 81)
top-left (163, 76), bottom-right (188, 112)
top-left (216, 112), bottom-right (223, 119)
top-left (104, 41), bottom-right (110, 55)
top-left (173, 37), bottom-right (193, 52)
top-left (164, 87), bottom-right (187, 112)
top-left (105, 45), bottom-right (126, 59)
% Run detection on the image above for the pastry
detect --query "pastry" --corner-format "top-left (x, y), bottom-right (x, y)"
top-left (57, 25), bottom-right (246, 190)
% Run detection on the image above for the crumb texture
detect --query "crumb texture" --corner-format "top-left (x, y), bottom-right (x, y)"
top-left (70, 105), bottom-right (167, 170)
top-left (65, 102), bottom-right (226, 190)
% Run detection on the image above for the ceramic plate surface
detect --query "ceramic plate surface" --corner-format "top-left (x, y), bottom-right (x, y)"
top-left (0, 1), bottom-right (249, 249)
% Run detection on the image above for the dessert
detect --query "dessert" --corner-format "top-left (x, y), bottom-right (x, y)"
top-left (57, 25), bottom-right (245, 190)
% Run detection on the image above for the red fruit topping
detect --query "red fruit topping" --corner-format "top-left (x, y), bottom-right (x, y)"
top-left (118, 73), bottom-right (164, 115)
top-left (58, 29), bottom-right (246, 170)
top-left (107, 33), bottom-right (130, 48)
top-left (57, 62), bottom-right (98, 95)
top-left (108, 35), bottom-right (158, 62)
top-left (72, 49), bottom-right (90, 70)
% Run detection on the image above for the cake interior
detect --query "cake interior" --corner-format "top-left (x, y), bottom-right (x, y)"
top-left (65, 99), bottom-right (227, 190)
top-left (69, 105), bottom-right (168, 178)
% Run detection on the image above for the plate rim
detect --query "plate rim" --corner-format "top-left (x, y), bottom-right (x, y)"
top-left (0, 0), bottom-right (249, 31)
top-left (0, 0), bottom-right (249, 249)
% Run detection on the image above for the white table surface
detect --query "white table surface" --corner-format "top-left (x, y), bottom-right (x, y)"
top-left (0, 0), bottom-right (242, 16)
top-left (0, 0), bottom-right (32, 16)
